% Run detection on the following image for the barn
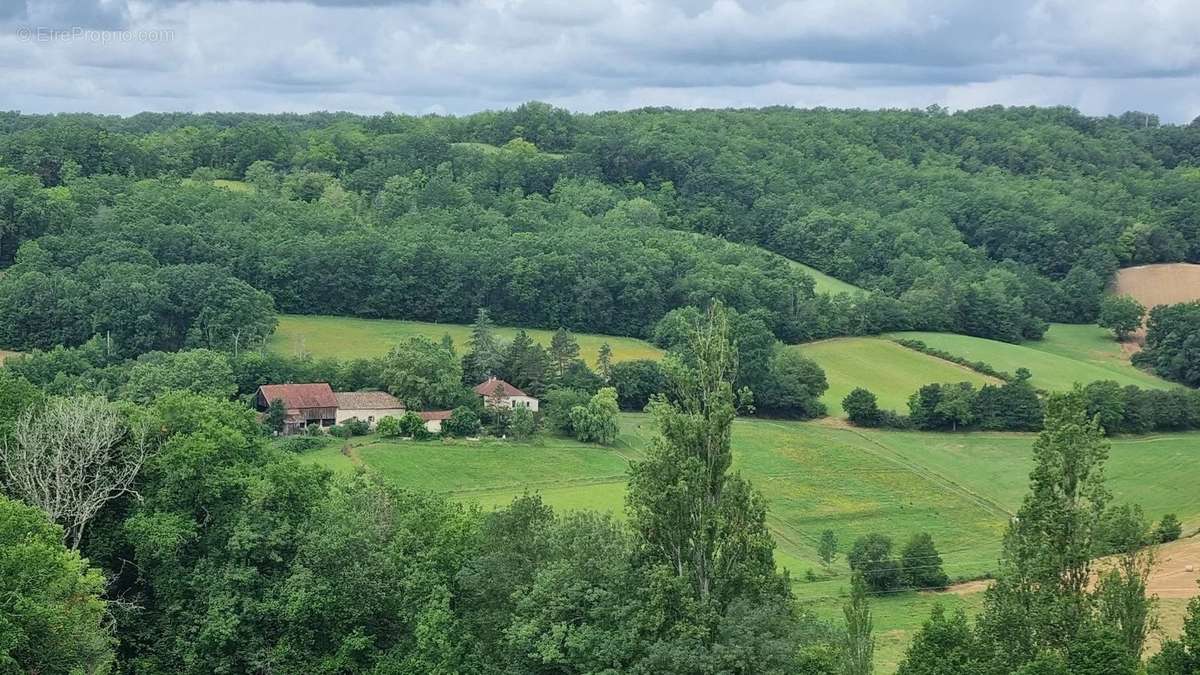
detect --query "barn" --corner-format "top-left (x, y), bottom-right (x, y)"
top-left (256, 383), bottom-right (338, 434)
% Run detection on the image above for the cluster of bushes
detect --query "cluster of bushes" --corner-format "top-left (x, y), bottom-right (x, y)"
top-left (1134, 301), bottom-right (1200, 387)
top-left (843, 370), bottom-right (1043, 432)
top-left (847, 532), bottom-right (950, 594)
top-left (847, 371), bottom-right (1200, 437)
top-left (891, 339), bottom-right (1013, 381)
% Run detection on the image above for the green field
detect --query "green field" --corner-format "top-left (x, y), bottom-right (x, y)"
top-left (793, 262), bottom-right (865, 296)
top-left (267, 314), bottom-right (663, 366)
top-left (299, 415), bottom-right (1200, 671)
top-left (794, 338), bottom-right (999, 416)
top-left (887, 325), bottom-right (1173, 391)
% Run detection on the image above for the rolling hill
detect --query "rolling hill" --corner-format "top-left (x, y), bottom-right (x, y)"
top-left (887, 325), bottom-right (1175, 391)
top-left (792, 338), bottom-right (1000, 416)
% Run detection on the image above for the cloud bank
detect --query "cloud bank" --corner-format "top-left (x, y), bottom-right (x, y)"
top-left (2, 0), bottom-right (1199, 121)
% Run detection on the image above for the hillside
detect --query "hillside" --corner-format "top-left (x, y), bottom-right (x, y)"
top-left (302, 414), bottom-right (1200, 671)
top-left (888, 324), bottom-right (1175, 391)
top-left (267, 314), bottom-right (663, 366)
top-left (792, 338), bottom-right (1000, 416)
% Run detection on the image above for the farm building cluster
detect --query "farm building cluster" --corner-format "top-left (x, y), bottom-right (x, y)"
top-left (254, 376), bottom-right (538, 435)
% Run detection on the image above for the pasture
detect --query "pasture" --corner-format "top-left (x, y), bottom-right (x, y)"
top-left (793, 338), bottom-right (999, 416)
top-left (792, 262), bottom-right (865, 296)
top-left (298, 415), bottom-right (1200, 671)
top-left (267, 314), bottom-right (663, 366)
top-left (888, 324), bottom-right (1174, 391)
top-left (1113, 263), bottom-right (1200, 311)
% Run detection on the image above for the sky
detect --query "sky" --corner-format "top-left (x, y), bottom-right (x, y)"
top-left (2, 0), bottom-right (1200, 122)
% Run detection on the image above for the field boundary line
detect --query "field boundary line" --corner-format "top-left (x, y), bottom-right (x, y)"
top-left (830, 425), bottom-right (1015, 520)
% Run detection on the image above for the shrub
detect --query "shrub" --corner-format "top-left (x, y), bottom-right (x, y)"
top-left (509, 406), bottom-right (538, 440)
top-left (900, 533), bottom-right (949, 590)
top-left (329, 424), bottom-right (353, 439)
top-left (398, 411), bottom-right (432, 440)
top-left (376, 415), bottom-right (402, 438)
top-left (843, 388), bottom-right (883, 427)
top-left (442, 406), bottom-right (482, 437)
top-left (847, 533), bottom-right (902, 593)
top-left (1156, 513), bottom-right (1183, 543)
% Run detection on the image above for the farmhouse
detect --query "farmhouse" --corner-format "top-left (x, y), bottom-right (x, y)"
top-left (474, 377), bottom-right (539, 412)
top-left (257, 383), bottom-right (406, 434)
top-left (256, 383), bottom-right (338, 434)
top-left (335, 391), bottom-right (406, 428)
top-left (419, 410), bottom-right (453, 434)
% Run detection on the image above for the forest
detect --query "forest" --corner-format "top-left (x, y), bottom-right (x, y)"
top-left (4, 104), bottom-right (1200, 674)
top-left (3, 104), bottom-right (1200, 357)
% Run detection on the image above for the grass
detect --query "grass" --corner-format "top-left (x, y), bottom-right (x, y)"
top-left (793, 338), bottom-right (999, 416)
top-left (0, 350), bottom-right (17, 365)
top-left (296, 415), bottom-right (1200, 672)
top-left (887, 325), bottom-right (1174, 391)
top-left (181, 178), bottom-right (255, 192)
top-left (791, 261), bottom-right (865, 296)
top-left (267, 314), bottom-right (663, 367)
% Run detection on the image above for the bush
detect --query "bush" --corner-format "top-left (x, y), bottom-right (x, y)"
top-left (329, 424), bottom-right (353, 439)
top-left (376, 415), bottom-right (402, 438)
top-left (441, 406), bottom-right (482, 437)
top-left (847, 533), bottom-right (902, 593)
top-left (277, 436), bottom-right (326, 453)
top-left (900, 533), bottom-right (949, 590)
top-left (569, 387), bottom-right (620, 444)
top-left (542, 387), bottom-right (592, 435)
top-left (343, 418), bottom-right (371, 436)
top-left (1156, 513), bottom-right (1183, 543)
top-left (610, 360), bottom-right (666, 411)
top-left (509, 406), bottom-right (538, 440)
top-left (843, 388), bottom-right (883, 427)
top-left (398, 411), bottom-right (432, 440)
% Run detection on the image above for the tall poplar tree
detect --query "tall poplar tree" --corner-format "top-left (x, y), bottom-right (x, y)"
top-left (626, 301), bottom-right (778, 605)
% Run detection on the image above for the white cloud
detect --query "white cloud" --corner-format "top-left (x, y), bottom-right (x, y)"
top-left (1, 0), bottom-right (1198, 121)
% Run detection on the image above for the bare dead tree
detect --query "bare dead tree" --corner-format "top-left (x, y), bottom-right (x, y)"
top-left (1, 395), bottom-right (152, 549)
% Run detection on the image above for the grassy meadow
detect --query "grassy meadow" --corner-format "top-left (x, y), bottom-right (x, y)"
top-left (793, 338), bottom-right (1000, 416)
top-left (297, 414), bottom-right (1200, 671)
top-left (888, 324), bottom-right (1173, 391)
top-left (267, 314), bottom-right (663, 366)
top-left (792, 262), bottom-right (865, 296)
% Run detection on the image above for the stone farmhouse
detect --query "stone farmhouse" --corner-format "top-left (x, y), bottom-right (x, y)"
top-left (256, 378), bottom-right (540, 435)
top-left (474, 377), bottom-right (539, 412)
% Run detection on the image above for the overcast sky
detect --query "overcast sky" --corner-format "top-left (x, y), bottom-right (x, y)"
top-left (2, 0), bottom-right (1200, 122)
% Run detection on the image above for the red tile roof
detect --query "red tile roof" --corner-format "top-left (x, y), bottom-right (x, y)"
top-left (418, 410), bottom-right (453, 421)
top-left (257, 383), bottom-right (337, 410)
top-left (334, 391), bottom-right (404, 410)
top-left (473, 377), bottom-right (527, 398)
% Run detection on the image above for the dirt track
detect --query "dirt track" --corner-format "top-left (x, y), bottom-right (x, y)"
top-left (943, 535), bottom-right (1200, 600)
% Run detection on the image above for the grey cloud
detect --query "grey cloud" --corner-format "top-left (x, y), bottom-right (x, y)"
top-left (1, 0), bottom-right (1199, 122)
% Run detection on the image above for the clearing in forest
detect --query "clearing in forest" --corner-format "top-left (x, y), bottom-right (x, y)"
top-left (267, 314), bottom-right (663, 366)
top-left (1112, 263), bottom-right (1200, 310)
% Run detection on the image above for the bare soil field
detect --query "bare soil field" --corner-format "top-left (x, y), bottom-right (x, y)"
top-left (1112, 263), bottom-right (1200, 342)
top-left (1114, 263), bottom-right (1200, 309)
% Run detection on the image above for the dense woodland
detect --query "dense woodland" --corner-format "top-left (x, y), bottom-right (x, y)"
top-left (4, 105), bottom-right (1200, 674)
top-left (4, 104), bottom-right (1200, 357)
